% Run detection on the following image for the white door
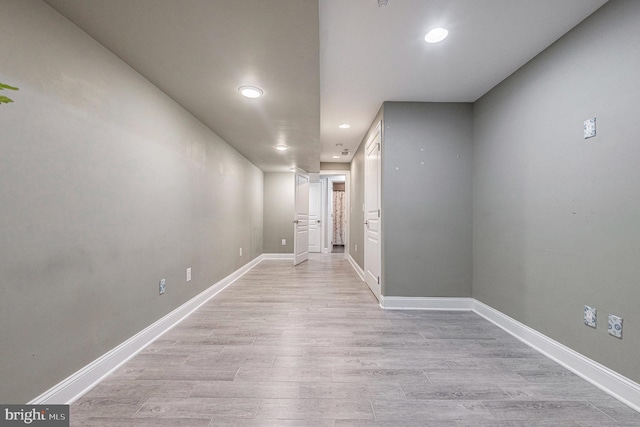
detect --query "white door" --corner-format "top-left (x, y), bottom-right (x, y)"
top-left (364, 124), bottom-right (382, 301)
top-left (293, 169), bottom-right (310, 265)
top-left (309, 182), bottom-right (322, 253)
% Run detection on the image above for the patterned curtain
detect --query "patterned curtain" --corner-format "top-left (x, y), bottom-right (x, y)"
top-left (332, 190), bottom-right (345, 245)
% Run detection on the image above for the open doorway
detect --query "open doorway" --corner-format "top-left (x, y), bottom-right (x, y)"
top-left (314, 171), bottom-right (349, 258)
top-left (329, 179), bottom-right (346, 253)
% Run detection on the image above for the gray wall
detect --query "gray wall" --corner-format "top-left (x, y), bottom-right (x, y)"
top-left (263, 172), bottom-right (294, 253)
top-left (349, 146), bottom-right (364, 268)
top-left (473, 0), bottom-right (640, 382)
top-left (382, 102), bottom-right (473, 297)
top-left (0, 0), bottom-right (263, 403)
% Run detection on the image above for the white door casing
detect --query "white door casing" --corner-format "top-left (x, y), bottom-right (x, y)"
top-left (293, 169), bottom-right (310, 265)
top-left (309, 181), bottom-right (322, 253)
top-left (364, 123), bottom-right (382, 301)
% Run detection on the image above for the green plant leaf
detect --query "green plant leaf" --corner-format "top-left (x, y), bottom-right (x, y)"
top-left (0, 82), bottom-right (19, 91)
top-left (0, 95), bottom-right (15, 104)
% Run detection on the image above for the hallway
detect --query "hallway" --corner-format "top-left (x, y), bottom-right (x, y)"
top-left (71, 255), bottom-right (639, 426)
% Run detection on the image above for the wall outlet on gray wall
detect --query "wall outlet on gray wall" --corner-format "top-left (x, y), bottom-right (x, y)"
top-left (608, 314), bottom-right (623, 338)
top-left (239, 247), bottom-right (243, 256)
top-left (282, 239), bottom-right (286, 246)
top-left (159, 278), bottom-right (166, 295)
top-left (186, 268), bottom-right (191, 282)
top-left (584, 305), bottom-right (597, 328)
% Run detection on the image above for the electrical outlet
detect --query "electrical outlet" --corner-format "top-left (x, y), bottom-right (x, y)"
top-left (584, 117), bottom-right (596, 139)
top-left (186, 267), bottom-right (191, 282)
top-left (159, 278), bottom-right (166, 295)
top-left (355, 244), bottom-right (358, 252)
top-left (239, 247), bottom-right (243, 256)
top-left (281, 239), bottom-right (286, 246)
top-left (584, 305), bottom-right (597, 328)
top-left (608, 314), bottom-right (623, 338)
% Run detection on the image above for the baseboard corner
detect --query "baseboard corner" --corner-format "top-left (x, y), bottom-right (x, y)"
top-left (473, 299), bottom-right (640, 413)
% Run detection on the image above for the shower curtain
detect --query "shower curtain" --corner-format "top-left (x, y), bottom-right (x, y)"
top-left (332, 190), bottom-right (345, 245)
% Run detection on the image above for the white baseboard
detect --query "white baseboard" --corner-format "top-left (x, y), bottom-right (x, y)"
top-left (372, 294), bottom-right (640, 412)
top-left (473, 300), bottom-right (640, 413)
top-left (29, 255), bottom-right (266, 405)
top-left (347, 254), bottom-right (365, 281)
top-left (261, 253), bottom-right (294, 260)
top-left (381, 296), bottom-right (474, 311)
top-left (30, 257), bottom-right (640, 413)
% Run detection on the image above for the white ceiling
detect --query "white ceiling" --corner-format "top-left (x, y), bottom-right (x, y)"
top-left (43, 0), bottom-right (608, 172)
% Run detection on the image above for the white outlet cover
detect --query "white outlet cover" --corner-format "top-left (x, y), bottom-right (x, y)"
top-left (584, 117), bottom-right (596, 139)
top-left (608, 314), bottom-right (623, 338)
top-left (186, 268), bottom-right (191, 282)
top-left (282, 239), bottom-right (286, 246)
top-left (159, 278), bottom-right (166, 295)
top-left (584, 305), bottom-right (597, 328)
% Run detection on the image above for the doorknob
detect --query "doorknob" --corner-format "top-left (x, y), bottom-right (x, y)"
top-left (317, 220), bottom-right (321, 224)
top-left (364, 220), bottom-right (369, 226)
top-left (292, 219), bottom-right (299, 224)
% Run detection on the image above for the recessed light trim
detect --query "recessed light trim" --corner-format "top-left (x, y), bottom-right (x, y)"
top-left (425, 27), bottom-right (449, 43)
top-left (338, 123), bottom-right (351, 129)
top-left (332, 155), bottom-right (341, 159)
top-left (238, 85), bottom-right (263, 98)
top-left (275, 144), bottom-right (288, 151)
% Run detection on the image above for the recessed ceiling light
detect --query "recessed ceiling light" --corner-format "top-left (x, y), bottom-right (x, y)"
top-left (275, 144), bottom-right (288, 151)
top-left (424, 28), bottom-right (448, 44)
top-left (338, 124), bottom-right (350, 129)
top-left (332, 155), bottom-right (340, 159)
top-left (238, 85), bottom-right (263, 98)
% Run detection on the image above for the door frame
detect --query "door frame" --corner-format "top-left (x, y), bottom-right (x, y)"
top-left (319, 170), bottom-right (350, 260)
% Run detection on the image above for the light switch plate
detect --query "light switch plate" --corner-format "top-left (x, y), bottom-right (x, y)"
top-left (186, 268), bottom-right (191, 282)
top-left (584, 305), bottom-right (597, 328)
top-left (608, 314), bottom-right (623, 338)
top-left (159, 278), bottom-right (166, 295)
top-left (584, 117), bottom-right (596, 139)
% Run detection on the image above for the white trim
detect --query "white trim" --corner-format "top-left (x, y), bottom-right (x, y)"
top-left (29, 255), bottom-right (266, 405)
top-left (347, 254), bottom-right (382, 305)
top-left (261, 253), bottom-right (294, 260)
top-left (473, 300), bottom-right (640, 413)
top-left (347, 254), bottom-right (365, 281)
top-left (381, 296), bottom-right (474, 311)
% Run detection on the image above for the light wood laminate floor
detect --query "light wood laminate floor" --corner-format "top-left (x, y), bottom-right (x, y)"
top-left (71, 254), bottom-right (640, 426)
